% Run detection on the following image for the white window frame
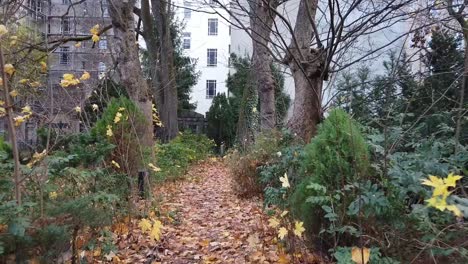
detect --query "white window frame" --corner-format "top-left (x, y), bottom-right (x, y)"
top-left (98, 62), bottom-right (106, 78)
top-left (99, 37), bottom-right (108, 50)
top-left (208, 18), bottom-right (218, 36)
top-left (206, 80), bottom-right (216, 99)
top-left (207, 48), bottom-right (217, 67)
top-left (184, 1), bottom-right (191, 19)
top-left (182, 32), bottom-right (191, 49)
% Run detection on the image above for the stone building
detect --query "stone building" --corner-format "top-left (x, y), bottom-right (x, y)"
top-left (1, 0), bottom-right (114, 149)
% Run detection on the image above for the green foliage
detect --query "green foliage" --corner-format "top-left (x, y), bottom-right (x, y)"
top-left (152, 132), bottom-right (214, 181)
top-left (93, 96), bottom-right (147, 176)
top-left (300, 109), bottom-right (370, 187)
top-left (206, 93), bottom-right (238, 148)
top-left (333, 247), bottom-right (400, 264)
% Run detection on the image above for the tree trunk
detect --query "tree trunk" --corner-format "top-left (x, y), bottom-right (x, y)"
top-left (250, 0), bottom-right (277, 130)
top-left (0, 45), bottom-right (22, 205)
top-left (108, 0), bottom-right (153, 151)
top-left (455, 31), bottom-right (467, 153)
top-left (152, 0), bottom-right (178, 142)
top-left (286, 0), bottom-right (325, 143)
top-left (237, 75), bottom-right (259, 151)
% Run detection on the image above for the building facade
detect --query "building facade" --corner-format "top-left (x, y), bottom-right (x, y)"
top-left (174, 0), bottom-right (231, 115)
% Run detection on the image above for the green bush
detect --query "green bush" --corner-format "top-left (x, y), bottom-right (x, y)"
top-left (290, 109), bottom-right (371, 245)
top-left (152, 132), bottom-right (214, 181)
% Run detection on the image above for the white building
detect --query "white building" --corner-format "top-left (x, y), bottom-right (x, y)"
top-left (174, 0), bottom-right (231, 115)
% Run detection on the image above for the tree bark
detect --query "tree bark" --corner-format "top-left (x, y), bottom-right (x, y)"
top-left (152, 0), bottom-right (178, 142)
top-left (0, 44), bottom-right (22, 205)
top-left (108, 0), bottom-right (154, 151)
top-left (286, 0), bottom-right (325, 142)
top-left (250, 0), bottom-right (278, 130)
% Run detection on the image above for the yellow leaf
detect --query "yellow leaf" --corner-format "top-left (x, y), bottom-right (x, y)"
top-left (278, 227), bottom-right (287, 240)
top-left (0, 25), bottom-right (8, 36)
top-left (280, 210), bottom-right (289, 217)
top-left (93, 247), bottom-right (101, 257)
top-left (74, 106), bottom-right (81, 113)
top-left (0, 77), bottom-right (2, 86)
top-left (75, 42), bottom-right (81, 48)
top-left (80, 71), bottom-right (90, 81)
top-left (9, 90), bottom-right (18, 97)
top-left (90, 24), bottom-right (100, 35)
top-left (13, 116), bottom-right (26, 126)
top-left (149, 220), bottom-right (163, 241)
top-left (40, 61), bottom-right (47, 72)
top-left (0, 100), bottom-right (4, 105)
top-left (49, 191), bottom-right (57, 200)
top-left (0, 107), bottom-right (5, 117)
top-left (268, 217), bottom-right (280, 228)
top-left (4, 64), bottom-right (15, 75)
top-left (138, 218), bottom-right (152, 233)
top-left (19, 78), bottom-right (29, 84)
top-left (446, 205), bottom-right (462, 217)
top-left (114, 112), bottom-right (122, 124)
top-left (30, 81), bottom-right (41, 88)
top-left (118, 107), bottom-right (125, 112)
top-left (444, 173), bottom-right (462, 188)
top-left (148, 163), bottom-right (161, 172)
top-left (111, 160), bottom-right (120, 169)
top-left (293, 221), bottom-right (305, 237)
top-left (92, 34), bottom-right (100, 43)
top-left (351, 247), bottom-right (370, 264)
top-left (63, 73), bottom-right (75, 81)
top-left (106, 125), bottom-right (113, 137)
top-left (279, 173), bottom-right (290, 188)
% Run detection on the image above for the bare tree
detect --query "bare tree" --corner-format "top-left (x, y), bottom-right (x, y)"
top-left (107, 0), bottom-right (154, 155)
top-left (250, 0), bottom-right (279, 130)
top-left (220, 0), bottom-right (421, 142)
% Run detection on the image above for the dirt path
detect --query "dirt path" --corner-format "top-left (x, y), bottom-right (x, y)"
top-left (153, 160), bottom-right (281, 263)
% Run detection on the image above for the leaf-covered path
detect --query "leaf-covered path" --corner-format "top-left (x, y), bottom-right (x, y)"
top-left (153, 160), bottom-right (285, 263)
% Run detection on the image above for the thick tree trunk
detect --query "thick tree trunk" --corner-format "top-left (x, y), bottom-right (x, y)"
top-left (286, 0), bottom-right (325, 143)
top-left (108, 0), bottom-right (153, 149)
top-left (152, 0), bottom-right (178, 142)
top-left (250, 0), bottom-right (277, 130)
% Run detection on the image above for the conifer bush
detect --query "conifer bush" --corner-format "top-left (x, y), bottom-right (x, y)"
top-left (291, 109), bottom-right (371, 244)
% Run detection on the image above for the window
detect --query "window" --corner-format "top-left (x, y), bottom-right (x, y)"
top-left (81, 61), bottom-right (86, 69)
top-left (207, 49), bottom-right (217, 66)
top-left (62, 0), bottom-right (70, 4)
top-left (99, 37), bottom-right (107, 49)
top-left (184, 1), bottom-right (191, 19)
top-left (102, 5), bottom-right (109, 17)
top-left (59, 47), bottom-right (70, 65)
top-left (61, 17), bottom-right (70, 34)
top-left (208, 18), bottom-right (218, 36)
top-left (206, 80), bottom-right (216, 99)
top-left (182, 32), bottom-right (191, 49)
top-left (98, 62), bottom-right (106, 78)
top-left (28, 0), bottom-right (42, 13)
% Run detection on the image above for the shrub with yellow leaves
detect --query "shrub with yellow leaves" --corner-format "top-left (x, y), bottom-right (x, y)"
top-left (422, 173), bottom-right (463, 217)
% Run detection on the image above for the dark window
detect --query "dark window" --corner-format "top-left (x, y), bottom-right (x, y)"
top-left (208, 18), bottom-right (218, 36)
top-left (61, 17), bottom-right (70, 34)
top-left (206, 80), bottom-right (216, 99)
top-left (183, 32), bottom-right (191, 49)
top-left (60, 47), bottom-right (70, 65)
top-left (184, 1), bottom-right (191, 19)
top-left (207, 49), bottom-right (217, 66)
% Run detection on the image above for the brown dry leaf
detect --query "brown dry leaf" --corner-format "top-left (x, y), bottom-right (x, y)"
top-left (351, 247), bottom-right (370, 264)
top-left (278, 253), bottom-right (290, 264)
